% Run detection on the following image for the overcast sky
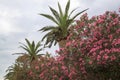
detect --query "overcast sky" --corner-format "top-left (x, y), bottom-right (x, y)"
top-left (0, 0), bottom-right (120, 79)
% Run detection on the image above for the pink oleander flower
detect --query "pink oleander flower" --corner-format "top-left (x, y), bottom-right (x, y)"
top-left (110, 55), bottom-right (116, 61)
top-left (59, 76), bottom-right (64, 80)
top-left (68, 70), bottom-right (76, 79)
top-left (29, 70), bottom-right (33, 76)
top-left (35, 65), bottom-right (39, 70)
top-left (97, 55), bottom-right (101, 61)
top-left (66, 41), bottom-right (71, 47)
top-left (97, 19), bottom-right (104, 24)
top-left (103, 54), bottom-right (109, 60)
top-left (89, 61), bottom-right (93, 65)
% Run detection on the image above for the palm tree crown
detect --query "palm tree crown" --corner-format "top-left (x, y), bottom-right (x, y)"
top-left (18, 39), bottom-right (43, 62)
top-left (39, 0), bottom-right (88, 47)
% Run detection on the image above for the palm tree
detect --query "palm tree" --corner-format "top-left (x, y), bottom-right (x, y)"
top-left (5, 39), bottom-right (44, 80)
top-left (14, 39), bottom-right (44, 66)
top-left (4, 63), bottom-right (25, 80)
top-left (39, 0), bottom-right (88, 47)
top-left (5, 64), bottom-right (16, 80)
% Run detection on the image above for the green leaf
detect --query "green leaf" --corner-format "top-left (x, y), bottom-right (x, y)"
top-left (19, 42), bottom-right (29, 50)
top-left (48, 37), bottom-right (54, 48)
top-left (20, 46), bottom-right (31, 55)
top-left (72, 8), bottom-right (89, 20)
top-left (49, 7), bottom-right (60, 23)
top-left (40, 14), bottom-right (59, 25)
top-left (25, 39), bottom-right (33, 54)
top-left (68, 7), bottom-right (78, 18)
top-left (65, 0), bottom-right (70, 16)
top-left (66, 19), bottom-right (73, 29)
top-left (31, 41), bottom-right (35, 53)
top-left (54, 40), bottom-right (57, 46)
top-left (45, 35), bottom-right (53, 45)
top-left (35, 41), bottom-right (41, 52)
top-left (41, 31), bottom-right (53, 41)
top-left (35, 49), bottom-right (42, 54)
top-left (12, 53), bottom-right (25, 55)
top-left (39, 26), bottom-right (58, 32)
top-left (58, 2), bottom-right (63, 17)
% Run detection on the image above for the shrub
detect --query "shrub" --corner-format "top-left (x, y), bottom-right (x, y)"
top-left (57, 11), bottom-right (120, 80)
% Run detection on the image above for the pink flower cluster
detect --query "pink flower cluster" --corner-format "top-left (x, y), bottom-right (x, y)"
top-left (25, 10), bottom-right (120, 80)
top-left (55, 10), bottom-right (120, 79)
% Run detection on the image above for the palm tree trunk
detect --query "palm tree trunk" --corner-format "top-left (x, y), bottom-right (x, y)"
top-left (58, 40), bottom-right (66, 48)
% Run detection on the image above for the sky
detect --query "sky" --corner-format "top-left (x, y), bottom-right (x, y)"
top-left (0, 0), bottom-right (120, 79)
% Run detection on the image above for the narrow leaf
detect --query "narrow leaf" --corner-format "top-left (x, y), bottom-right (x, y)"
top-left (25, 39), bottom-right (33, 54)
top-left (72, 8), bottom-right (89, 20)
top-left (35, 41), bottom-right (41, 52)
top-left (41, 31), bottom-right (52, 41)
top-left (40, 14), bottom-right (59, 25)
top-left (58, 2), bottom-right (63, 17)
top-left (68, 7), bottom-right (79, 18)
top-left (49, 7), bottom-right (60, 22)
top-left (39, 26), bottom-right (57, 32)
top-left (65, 0), bottom-right (70, 16)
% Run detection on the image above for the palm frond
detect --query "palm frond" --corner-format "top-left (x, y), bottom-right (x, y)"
top-left (35, 41), bottom-right (41, 52)
top-left (65, 0), bottom-right (70, 16)
top-left (72, 8), bottom-right (89, 20)
top-left (31, 41), bottom-right (35, 54)
top-left (35, 49), bottom-right (42, 54)
top-left (48, 37), bottom-right (55, 48)
top-left (49, 7), bottom-right (60, 23)
top-left (58, 2), bottom-right (63, 18)
top-left (68, 7), bottom-right (79, 18)
top-left (40, 14), bottom-right (59, 25)
top-left (19, 42), bottom-right (29, 50)
top-left (45, 35), bottom-right (54, 45)
top-left (25, 39), bottom-right (33, 53)
top-left (66, 19), bottom-right (73, 27)
top-left (39, 26), bottom-right (58, 32)
top-left (54, 40), bottom-right (57, 46)
top-left (41, 31), bottom-right (53, 41)
top-left (20, 46), bottom-right (32, 55)
top-left (12, 53), bottom-right (25, 55)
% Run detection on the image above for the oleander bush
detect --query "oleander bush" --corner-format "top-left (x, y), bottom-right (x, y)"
top-left (5, 9), bottom-right (120, 80)
top-left (56, 10), bottom-right (120, 80)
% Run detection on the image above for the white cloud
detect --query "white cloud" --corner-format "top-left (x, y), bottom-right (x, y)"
top-left (0, 19), bottom-right (22, 34)
top-left (0, 77), bottom-right (3, 80)
top-left (76, 0), bottom-right (120, 17)
top-left (0, 6), bottom-right (23, 35)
